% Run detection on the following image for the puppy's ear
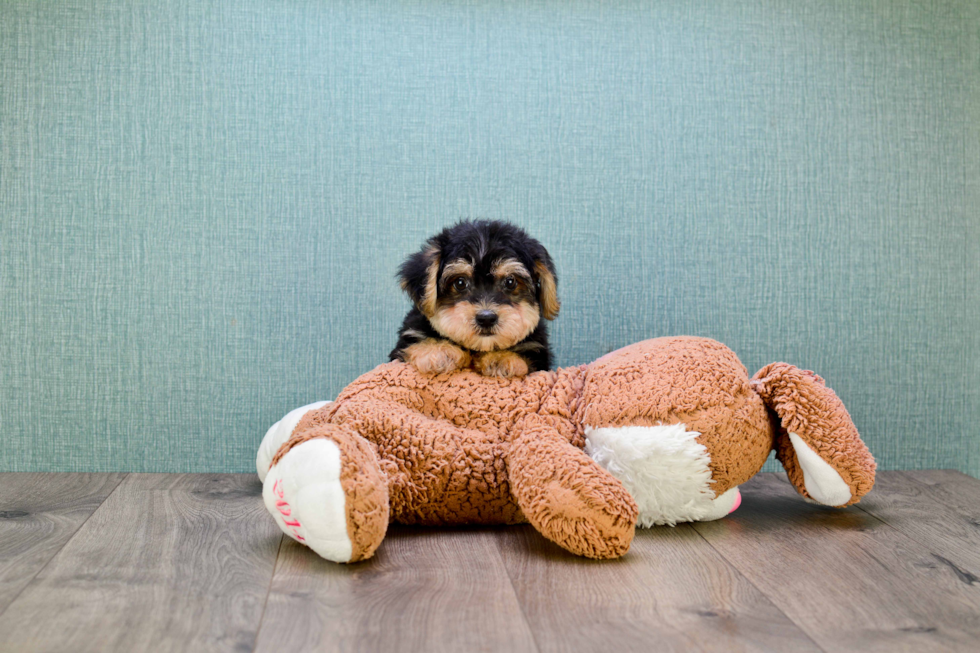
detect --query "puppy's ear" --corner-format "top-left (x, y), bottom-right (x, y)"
top-left (532, 253), bottom-right (560, 320)
top-left (398, 241), bottom-right (441, 318)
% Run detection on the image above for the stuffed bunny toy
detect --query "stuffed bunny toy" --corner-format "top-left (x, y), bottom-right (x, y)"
top-left (257, 336), bottom-right (875, 562)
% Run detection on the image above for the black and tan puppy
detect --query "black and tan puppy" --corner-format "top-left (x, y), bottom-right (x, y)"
top-left (389, 220), bottom-right (560, 378)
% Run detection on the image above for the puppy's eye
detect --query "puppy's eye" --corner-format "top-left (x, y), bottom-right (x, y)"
top-left (452, 277), bottom-right (469, 292)
top-left (503, 276), bottom-right (517, 291)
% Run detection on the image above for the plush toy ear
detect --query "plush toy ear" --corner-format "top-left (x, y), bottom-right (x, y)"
top-left (398, 242), bottom-right (441, 318)
top-left (533, 256), bottom-right (560, 320)
top-left (751, 362), bottom-right (876, 507)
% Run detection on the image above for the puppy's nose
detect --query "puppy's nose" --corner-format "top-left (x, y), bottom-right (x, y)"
top-left (475, 310), bottom-right (498, 328)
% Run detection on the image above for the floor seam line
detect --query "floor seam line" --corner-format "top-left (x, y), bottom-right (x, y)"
top-left (495, 530), bottom-right (545, 653)
top-left (250, 531), bottom-right (285, 652)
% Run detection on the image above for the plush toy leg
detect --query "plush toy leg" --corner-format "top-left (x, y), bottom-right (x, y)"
top-left (263, 421), bottom-right (389, 563)
top-left (508, 414), bottom-right (639, 559)
top-left (751, 363), bottom-right (876, 507)
top-left (323, 394), bottom-right (527, 526)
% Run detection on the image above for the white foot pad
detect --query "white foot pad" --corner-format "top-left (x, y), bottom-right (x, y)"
top-left (788, 432), bottom-right (852, 506)
top-left (262, 437), bottom-right (353, 562)
top-left (257, 401), bottom-right (330, 482)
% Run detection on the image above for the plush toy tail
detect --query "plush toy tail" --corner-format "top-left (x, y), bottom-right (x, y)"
top-left (750, 363), bottom-right (876, 507)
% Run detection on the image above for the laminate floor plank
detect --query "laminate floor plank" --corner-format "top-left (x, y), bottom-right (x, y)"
top-left (496, 523), bottom-right (821, 653)
top-left (0, 473), bottom-right (282, 653)
top-left (694, 473), bottom-right (980, 652)
top-left (855, 471), bottom-right (980, 578)
top-left (4, 470), bottom-right (979, 652)
top-left (0, 473), bottom-right (126, 615)
top-left (906, 469), bottom-right (980, 487)
top-left (903, 469), bottom-right (980, 516)
top-left (254, 525), bottom-right (538, 653)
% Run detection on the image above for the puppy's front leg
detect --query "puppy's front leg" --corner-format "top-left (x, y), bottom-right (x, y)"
top-left (473, 351), bottom-right (530, 378)
top-left (402, 338), bottom-right (471, 375)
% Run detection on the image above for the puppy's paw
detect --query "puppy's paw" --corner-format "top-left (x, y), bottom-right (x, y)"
top-left (474, 350), bottom-right (530, 378)
top-left (402, 339), bottom-right (471, 375)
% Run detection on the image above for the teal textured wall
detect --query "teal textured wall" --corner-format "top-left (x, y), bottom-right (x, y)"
top-left (1, 1), bottom-right (978, 474)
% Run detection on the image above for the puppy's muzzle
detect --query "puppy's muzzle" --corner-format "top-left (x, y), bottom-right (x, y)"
top-left (475, 310), bottom-right (498, 330)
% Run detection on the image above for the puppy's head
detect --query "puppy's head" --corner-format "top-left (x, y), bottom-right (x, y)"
top-left (398, 220), bottom-right (560, 351)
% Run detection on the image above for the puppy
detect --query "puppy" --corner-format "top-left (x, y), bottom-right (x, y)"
top-left (389, 220), bottom-right (560, 378)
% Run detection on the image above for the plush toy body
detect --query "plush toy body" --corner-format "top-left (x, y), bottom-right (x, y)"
top-left (257, 336), bottom-right (875, 562)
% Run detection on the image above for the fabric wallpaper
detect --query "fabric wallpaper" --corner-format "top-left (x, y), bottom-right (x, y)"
top-left (1, 0), bottom-right (977, 474)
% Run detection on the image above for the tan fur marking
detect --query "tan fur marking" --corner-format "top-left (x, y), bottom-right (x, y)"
top-left (430, 301), bottom-right (539, 351)
top-left (441, 259), bottom-right (474, 284)
top-left (400, 328), bottom-right (427, 341)
top-left (402, 338), bottom-right (471, 375)
top-left (534, 260), bottom-right (560, 320)
top-left (492, 258), bottom-right (530, 280)
top-left (419, 246), bottom-right (440, 317)
top-left (474, 350), bottom-right (530, 378)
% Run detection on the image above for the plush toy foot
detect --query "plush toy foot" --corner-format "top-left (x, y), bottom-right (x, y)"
top-left (257, 401), bottom-right (331, 482)
top-left (752, 363), bottom-right (876, 506)
top-left (263, 424), bottom-right (389, 563)
top-left (699, 486), bottom-right (741, 521)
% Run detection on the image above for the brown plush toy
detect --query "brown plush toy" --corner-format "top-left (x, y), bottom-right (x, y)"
top-left (257, 336), bottom-right (875, 562)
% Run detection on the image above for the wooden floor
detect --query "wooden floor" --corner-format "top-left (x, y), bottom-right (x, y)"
top-left (1, 471), bottom-right (979, 652)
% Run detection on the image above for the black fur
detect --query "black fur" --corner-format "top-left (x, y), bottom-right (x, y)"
top-left (389, 219), bottom-right (558, 372)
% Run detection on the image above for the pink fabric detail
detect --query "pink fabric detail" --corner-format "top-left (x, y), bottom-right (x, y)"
top-left (271, 478), bottom-right (304, 540)
top-left (728, 489), bottom-right (742, 514)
